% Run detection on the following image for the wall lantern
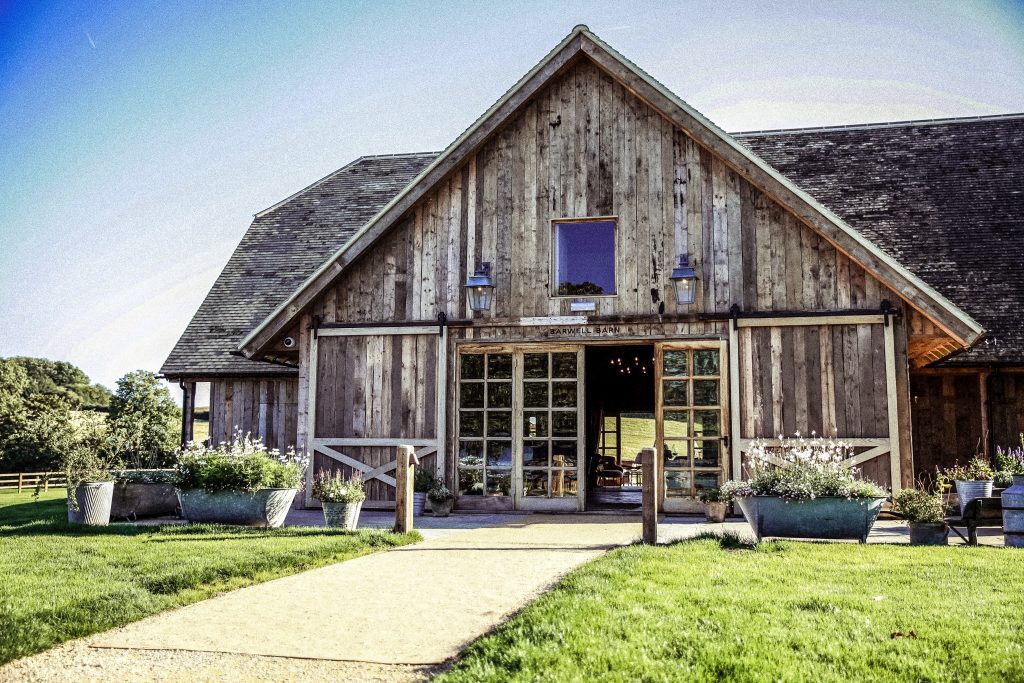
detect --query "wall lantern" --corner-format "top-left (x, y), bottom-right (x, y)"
top-left (465, 262), bottom-right (495, 312)
top-left (669, 253), bottom-right (698, 306)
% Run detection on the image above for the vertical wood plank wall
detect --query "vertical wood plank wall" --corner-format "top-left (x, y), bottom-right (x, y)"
top-left (207, 378), bottom-right (299, 452)
top-left (309, 58), bottom-right (901, 328)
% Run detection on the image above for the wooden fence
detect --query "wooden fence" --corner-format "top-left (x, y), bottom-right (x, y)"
top-left (0, 471), bottom-right (68, 492)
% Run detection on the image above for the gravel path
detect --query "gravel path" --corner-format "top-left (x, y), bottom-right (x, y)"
top-left (1, 643), bottom-right (443, 682)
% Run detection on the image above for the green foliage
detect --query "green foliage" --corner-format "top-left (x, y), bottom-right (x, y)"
top-left (939, 456), bottom-right (995, 484)
top-left (414, 468), bottom-right (438, 493)
top-left (428, 483), bottom-right (452, 503)
top-left (556, 281), bottom-right (605, 296)
top-left (697, 487), bottom-right (724, 503)
top-left (4, 357), bottom-right (112, 410)
top-left (175, 433), bottom-right (304, 492)
top-left (108, 370), bottom-right (181, 468)
top-left (892, 488), bottom-right (945, 524)
top-left (0, 490), bottom-right (418, 664)
top-left (312, 470), bottom-right (365, 503)
top-left (721, 435), bottom-right (886, 501)
top-left (995, 437), bottom-right (1024, 476)
top-left (439, 539), bottom-right (1024, 682)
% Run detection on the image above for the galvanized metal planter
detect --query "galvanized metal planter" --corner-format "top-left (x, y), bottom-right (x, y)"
top-left (430, 497), bottom-right (454, 517)
top-left (1002, 475), bottom-right (1024, 548)
top-left (67, 482), bottom-right (114, 526)
top-left (413, 492), bottom-right (427, 516)
top-left (735, 495), bottom-right (886, 543)
top-left (908, 522), bottom-right (949, 546)
top-left (322, 500), bottom-right (362, 530)
top-left (111, 483), bottom-right (180, 520)
top-left (177, 488), bottom-right (297, 528)
top-left (954, 480), bottom-right (993, 516)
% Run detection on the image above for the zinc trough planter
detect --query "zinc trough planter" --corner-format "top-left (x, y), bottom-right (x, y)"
top-left (67, 481), bottom-right (115, 526)
top-left (177, 488), bottom-right (297, 528)
top-left (322, 500), bottom-right (362, 530)
top-left (1002, 475), bottom-right (1024, 548)
top-left (735, 495), bottom-right (886, 543)
top-left (110, 482), bottom-right (180, 520)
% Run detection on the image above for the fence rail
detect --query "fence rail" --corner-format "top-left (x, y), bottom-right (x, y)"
top-left (0, 471), bottom-right (68, 492)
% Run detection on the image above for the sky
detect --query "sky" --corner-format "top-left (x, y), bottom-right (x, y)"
top-left (1, 0), bottom-right (1023, 405)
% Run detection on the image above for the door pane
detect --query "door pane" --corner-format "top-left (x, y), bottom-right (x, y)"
top-left (665, 470), bottom-right (692, 497)
top-left (459, 469), bottom-right (483, 495)
top-left (551, 441), bottom-right (577, 467)
top-left (523, 411), bottom-right (549, 437)
top-left (663, 350), bottom-right (688, 376)
top-left (458, 441), bottom-right (484, 467)
top-left (694, 440), bottom-right (720, 467)
top-left (488, 382), bottom-right (512, 408)
top-left (487, 412), bottom-right (511, 438)
top-left (552, 411), bottom-right (577, 436)
top-left (693, 410), bottom-right (720, 437)
top-left (523, 470), bottom-right (548, 497)
top-left (695, 472), bottom-right (720, 493)
top-left (693, 380), bottom-right (719, 407)
top-left (486, 441), bottom-right (513, 467)
top-left (487, 354), bottom-right (513, 379)
top-left (523, 440), bottom-right (549, 467)
top-left (461, 354), bottom-right (484, 379)
top-left (663, 380), bottom-right (689, 406)
top-left (664, 441), bottom-right (690, 467)
top-left (551, 470), bottom-right (577, 497)
top-left (523, 382), bottom-right (549, 408)
top-left (486, 470), bottom-right (512, 496)
top-left (459, 412), bottom-right (483, 437)
top-left (663, 411), bottom-right (689, 438)
top-left (693, 350), bottom-right (720, 376)
top-left (460, 383), bottom-right (484, 408)
top-left (552, 353), bottom-right (577, 378)
top-left (551, 382), bottom-right (577, 407)
top-left (524, 353), bottom-right (549, 379)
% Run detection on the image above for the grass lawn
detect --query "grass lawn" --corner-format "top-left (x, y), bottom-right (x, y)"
top-left (441, 535), bottom-right (1024, 682)
top-left (0, 490), bottom-right (418, 665)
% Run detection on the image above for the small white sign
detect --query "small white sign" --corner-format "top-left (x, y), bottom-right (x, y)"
top-left (570, 300), bottom-right (597, 312)
top-left (519, 316), bottom-right (588, 326)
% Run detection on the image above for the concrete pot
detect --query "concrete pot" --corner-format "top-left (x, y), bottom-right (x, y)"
top-left (703, 501), bottom-right (727, 523)
top-left (67, 482), bottom-right (114, 526)
top-left (413, 492), bottom-right (427, 516)
top-left (177, 488), bottom-right (297, 528)
top-left (111, 482), bottom-right (180, 520)
top-left (954, 480), bottom-right (993, 517)
top-left (429, 497), bottom-right (454, 517)
top-left (1002, 474), bottom-right (1024, 548)
top-left (735, 496), bottom-right (885, 543)
top-left (322, 500), bottom-right (362, 530)
top-left (908, 521), bottom-right (949, 546)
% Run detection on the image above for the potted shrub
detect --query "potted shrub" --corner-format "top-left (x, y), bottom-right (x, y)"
top-left (174, 432), bottom-right (305, 528)
top-left (312, 470), bottom-right (364, 530)
top-left (698, 487), bottom-right (728, 523)
top-left (110, 469), bottom-right (180, 520)
top-left (995, 440), bottom-right (1024, 548)
top-left (720, 433), bottom-right (887, 543)
top-left (892, 487), bottom-right (948, 545)
top-left (939, 457), bottom-right (995, 517)
top-left (413, 469), bottom-right (436, 516)
top-left (428, 483), bottom-right (454, 517)
top-left (63, 444), bottom-right (117, 526)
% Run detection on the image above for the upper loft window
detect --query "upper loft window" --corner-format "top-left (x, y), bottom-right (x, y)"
top-left (552, 218), bottom-right (616, 297)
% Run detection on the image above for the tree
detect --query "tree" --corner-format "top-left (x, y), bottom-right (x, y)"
top-left (5, 357), bottom-right (112, 410)
top-left (108, 370), bottom-right (181, 468)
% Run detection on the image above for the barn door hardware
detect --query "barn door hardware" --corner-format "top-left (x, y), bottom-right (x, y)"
top-left (730, 304), bottom-right (741, 331)
top-left (436, 311), bottom-right (448, 335)
top-left (880, 300), bottom-right (893, 327)
top-left (311, 314), bottom-right (322, 339)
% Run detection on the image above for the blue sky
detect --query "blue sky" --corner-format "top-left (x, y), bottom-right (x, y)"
top-left (1, 0), bottom-right (1023, 404)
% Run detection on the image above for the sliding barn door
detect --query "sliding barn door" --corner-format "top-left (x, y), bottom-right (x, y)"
top-left (728, 315), bottom-right (902, 491)
top-left (308, 326), bottom-right (447, 508)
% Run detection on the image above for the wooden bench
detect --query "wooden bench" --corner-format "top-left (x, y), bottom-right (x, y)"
top-left (945, 496), bottom-right (1003, 545)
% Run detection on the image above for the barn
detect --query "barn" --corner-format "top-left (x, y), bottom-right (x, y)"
top-left (162, 26), bottom-right (1024, 512)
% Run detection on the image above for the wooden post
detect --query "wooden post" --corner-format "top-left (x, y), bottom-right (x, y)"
top-left (395, 445), bottom-right (415, 534)
top-left (979, 370), bottom-right (991, 458)
top-left (180, 381), bottom-right (196, 447)
top-left (641, 447), bottom-right (658, 544)
top-left (18, 472), bottom-right (23, 493)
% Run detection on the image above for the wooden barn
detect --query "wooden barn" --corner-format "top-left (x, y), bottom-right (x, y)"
top-left (162, 26), bottom-right (1024, 512)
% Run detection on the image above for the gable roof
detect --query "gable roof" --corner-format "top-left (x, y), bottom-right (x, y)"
top-left (160, 153), bottom-right (435, 378)
top-left (237, 25), bottom-right (983, 360)
top-left (737, 113), bottom-right (1024, 365)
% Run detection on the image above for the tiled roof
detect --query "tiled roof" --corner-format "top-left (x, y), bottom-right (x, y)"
top-left (162, 114), bottom-right (1024, 376)
top-left (737, 114), bottom-right (1024, 365)
top-left (160, 153), bottom-right (436, 377)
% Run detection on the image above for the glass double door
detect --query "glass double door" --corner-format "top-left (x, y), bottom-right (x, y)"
top-left (457, 346), bottom-right (584, 511)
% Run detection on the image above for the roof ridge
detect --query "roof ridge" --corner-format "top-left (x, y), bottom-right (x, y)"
top-left (731, 112), bottom-right (1024, 137)
top-left (254, 152), bottom-right (440, 218)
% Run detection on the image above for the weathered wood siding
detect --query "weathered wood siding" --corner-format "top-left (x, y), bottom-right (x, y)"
top-left (208, 378), bottom-right (299, 452)
top-left (311, 58), bottom-right (900, 325)
top-left (737, 324), bottom-right (888, 440)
